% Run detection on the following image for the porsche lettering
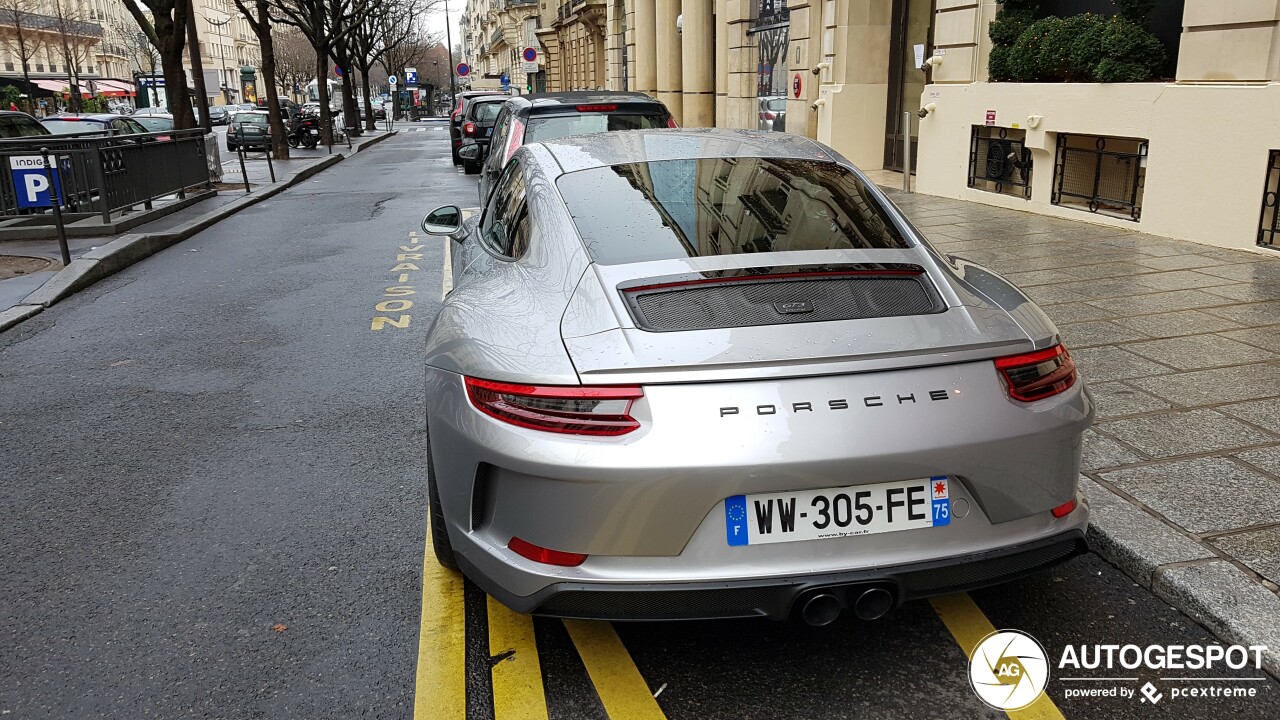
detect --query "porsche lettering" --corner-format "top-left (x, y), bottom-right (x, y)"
top-left (719, 390), bottom-right (952, 417)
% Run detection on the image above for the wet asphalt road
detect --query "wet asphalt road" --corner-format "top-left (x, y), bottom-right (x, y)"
top-left (1, 127), bottom-right (1277, 719)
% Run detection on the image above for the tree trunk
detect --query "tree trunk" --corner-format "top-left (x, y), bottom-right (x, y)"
top-left (315, 49), bottom-right (332, 146)
top-left (251, 2), bottom-right (288, 159)
top-left (157, 13), bottom-right (195, 129)
top-left (185, 0), bottom-right (211, 132)
top-left (334, 42), bottom-right (358, 138)
top-left (359, 67), bottom-right (375, 132)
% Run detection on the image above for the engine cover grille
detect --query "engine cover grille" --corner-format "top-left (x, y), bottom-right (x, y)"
top-left (621, 270), bottom-right (944, 332)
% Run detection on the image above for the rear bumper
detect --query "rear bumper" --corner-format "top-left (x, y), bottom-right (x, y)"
top-left (463, 529), bottom-right (1088, 621)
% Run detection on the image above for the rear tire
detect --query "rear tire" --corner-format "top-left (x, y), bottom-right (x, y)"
top-left (463, 159), bottom-right (480, 175)
top-left (427, 431), bottom-right (459, 570)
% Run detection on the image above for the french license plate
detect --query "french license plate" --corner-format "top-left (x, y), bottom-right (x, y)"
top-left (309, 129), bottom-right (319, 135)
top-left (725, 476), bottom-right (950, 546)
top-left (484, 128), bottom-right (492, 137)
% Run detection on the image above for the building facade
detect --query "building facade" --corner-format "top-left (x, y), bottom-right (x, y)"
top-left (0, 0), bottom-right (133, 104)
top-left (189, 0), bottom-right (262, 106)
top-left (461, 0), bottom-right (539, 91)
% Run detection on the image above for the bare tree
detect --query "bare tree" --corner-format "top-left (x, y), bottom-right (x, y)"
top-left (109, 15), bottom-right (161, 106)
top-left (49, 0), bottom-right (100, 113)
top-left (0, 0), bottom-right (44, 106)
top-left (351, 0), bottom-right (439, 130)
top-left (234, 0), bottom-right (290, 158)
top-left (268, 0), bottom-right (379, 144)
top-left (123, 0), bottom-right (196, 128)
top-left (271, 25), bottom-right (313, 102)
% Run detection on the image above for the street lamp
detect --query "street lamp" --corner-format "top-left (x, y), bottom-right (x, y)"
top-left (209, 10), bottom-right (233, 105)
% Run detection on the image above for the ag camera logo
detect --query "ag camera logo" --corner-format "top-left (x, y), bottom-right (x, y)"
top-left (969, 630), bottom-right (1050, 711)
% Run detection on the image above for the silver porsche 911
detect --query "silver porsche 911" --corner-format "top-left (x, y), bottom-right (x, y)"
top-left (419, 129), bottom-right (1093, 625)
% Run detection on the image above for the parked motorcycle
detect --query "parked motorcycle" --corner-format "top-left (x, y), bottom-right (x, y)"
top-left (286, 114), bottom-right (322, 149)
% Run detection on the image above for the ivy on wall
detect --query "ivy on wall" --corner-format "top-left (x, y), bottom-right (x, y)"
top-left (988, 0), bottom-right (1166, 83)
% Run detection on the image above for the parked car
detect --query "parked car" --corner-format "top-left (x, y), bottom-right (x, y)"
top-left (450, 90), bottom-right (508, 165)
top-left (40, 114), bottom-right (149, 137)
top-left (758, 96), bottom-right (787, 132)
top-left (131, 113), bottom-right (174, 133)
top-left (456, 96), bottom-right (507, 175)
top-left (359, 101), bottom-right (387, 121)
top-left (0, 110), bottom-right (51, 138)
top-left (227, 110), bottom-right (271, 151)
top-left (209, 105), bottom-right (230, 125)
top-left (474, 92), bottom-right (675, 202)
top-left (418, 128), bottom-right (1092, 624)
top-left (132, 106), bottom-right (169, 116)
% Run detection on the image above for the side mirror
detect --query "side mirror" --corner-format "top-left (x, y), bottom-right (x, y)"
top-left (458, 143), bottom-right (481, 161)
top-left (422, 205), bottom-right (463, 236)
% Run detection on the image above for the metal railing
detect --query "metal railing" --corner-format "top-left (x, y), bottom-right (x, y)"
top-left (1052, 133), bottom-right (1147, 221)
top-left (968, 126), bottom-right (1032, 200)
top-left (0, 129), bottom-right (211, 225)
top-left (1259, 149), bottom-right (1280, 249)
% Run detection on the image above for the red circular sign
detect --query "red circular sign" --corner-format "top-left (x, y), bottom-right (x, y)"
top-left (456, 63), bottom-right (471, 77)
top-left (522, 47), bottom-right (538, 63)
top-left (792, 74), bottom-right (802, 98)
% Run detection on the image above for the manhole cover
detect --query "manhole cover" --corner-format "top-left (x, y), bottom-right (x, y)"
top-left (0, 255), bottom-right (55, 280)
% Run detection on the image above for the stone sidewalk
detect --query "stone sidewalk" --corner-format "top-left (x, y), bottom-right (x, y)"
top-left (882, 186), bottom-right (1280, 669)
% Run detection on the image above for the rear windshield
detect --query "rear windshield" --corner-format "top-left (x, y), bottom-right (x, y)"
top-left (0, 115), bottom-right (48, 137)
top-left (471, 102), bottom-right (503, 123)
top-left (557, 157), bottom-right (910, 265)
top-left (766, 98), bottom-right (787, 112)
top-left (40, 119), bottom-right (105, 135)
top-left (233, 114), bottom-right (269, 126)
top-left (525, 112), bottom-right (667, 143)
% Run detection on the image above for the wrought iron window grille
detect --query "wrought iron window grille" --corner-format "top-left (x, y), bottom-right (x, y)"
top-left (1052, 133), bottom-right (1147, 221)
top-left (968, 126), bottom-right (1032, 199)
top-left (1259, 149), bottom-right (1280, 249)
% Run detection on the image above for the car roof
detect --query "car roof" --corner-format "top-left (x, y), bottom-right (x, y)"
top-left (507, 91), bottom-right (663, 110)
top-left (532, 128), bottom-right (833, 175)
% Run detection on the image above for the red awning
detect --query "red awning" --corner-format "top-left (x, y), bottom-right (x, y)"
top-left (96, 79), bottom-right (135, 97)
top-left (33, 79), bottom-right (92, 97)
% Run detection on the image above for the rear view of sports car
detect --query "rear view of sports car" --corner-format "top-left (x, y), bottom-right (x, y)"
top-left (420, 129), bottom-right (1093, 625)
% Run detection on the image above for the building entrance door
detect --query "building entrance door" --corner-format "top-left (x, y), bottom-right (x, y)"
top-left (884, 0), bottom-right (934, 172)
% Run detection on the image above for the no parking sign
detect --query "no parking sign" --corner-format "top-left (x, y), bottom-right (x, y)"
top-left (9, 155), bottom-right (62, 209)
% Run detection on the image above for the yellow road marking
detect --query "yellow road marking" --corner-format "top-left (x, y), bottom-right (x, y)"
top-left (413, 531), bottom-right (467, 720)
top-left (487, 597), bottom-right (550, 720)
top-left (930, 594), bottom-right (1066, 720)
top-left (563, 620), bottom-right (668, 720)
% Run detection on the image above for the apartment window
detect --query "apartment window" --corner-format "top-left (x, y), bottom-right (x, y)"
top-left (35, 63), bottom-right (43, 72)
top-left (3, 63), bottom-right (11, 72)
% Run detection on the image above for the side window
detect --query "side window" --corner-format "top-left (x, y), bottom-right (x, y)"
top-left (506, 205), bottom-right (532, 258)
top-left (480, 160), bottom-right (526, 258)
top-left (487, 109), bottom-right (510, 170)
top-left (127, 119), bottom-right (147, 134)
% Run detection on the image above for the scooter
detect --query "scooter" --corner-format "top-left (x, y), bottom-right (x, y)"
top-left (286, 115), bottom-right (322, 149)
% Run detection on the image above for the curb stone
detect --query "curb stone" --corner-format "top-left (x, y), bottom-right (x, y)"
top-left (0, 303), bottom-right (42, 331)
top-left (1082, 477), bottom-right (1280, 678)
top-left (5, 150), bottom-right (352, 329)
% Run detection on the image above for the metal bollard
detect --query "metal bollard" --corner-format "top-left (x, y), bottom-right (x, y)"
top-left (902, 111), bottom-right (913, 194)
top-left (40, 148), bottom-right (70, 266)
top-left (237, 137), bottom-right (250, 194)
top-left (265, 140), bottom-right (276, 183)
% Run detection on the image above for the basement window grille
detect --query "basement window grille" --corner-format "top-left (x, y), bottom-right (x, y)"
top-left (1259, 150), bottom-right (1280, 249)
top-left (968, 126), bottom-right (1032, 199)
top-left (1052, 133), bottom-right (1147, 221)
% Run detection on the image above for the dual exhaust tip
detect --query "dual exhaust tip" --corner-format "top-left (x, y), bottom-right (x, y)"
top-left (798, 586), bottom-right (894, 626)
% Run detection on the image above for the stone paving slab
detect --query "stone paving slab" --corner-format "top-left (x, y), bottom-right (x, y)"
top-left (884, 185), bottom-right (1280, 672)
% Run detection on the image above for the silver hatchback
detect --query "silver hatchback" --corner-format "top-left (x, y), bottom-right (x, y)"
top-left (420, 129), bottom-right (1092, 625)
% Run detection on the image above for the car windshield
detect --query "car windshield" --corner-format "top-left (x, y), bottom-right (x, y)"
top-left (471, 102), bottom-right (503, 123)
top-left (525, 112), bottom-right (667, 143)
top-left (557, 157), bottom-right (910, 265)
top-left (41, 119), bottom-right (105, 134)
top-left (0, 115), bottom-right (48, 137)
top-left (134, 117), bottom-right (173, 131)
top-left (766, 99), bottom-right (787, 112)
top-left (234, 115), bottom-right (269, 127)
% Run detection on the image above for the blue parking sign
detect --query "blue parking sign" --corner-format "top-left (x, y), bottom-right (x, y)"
top-left (10, 155), bottom-right (62, 209)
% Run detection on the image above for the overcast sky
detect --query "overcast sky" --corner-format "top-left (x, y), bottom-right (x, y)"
top-left (423, 1), bottom-right (465, 53)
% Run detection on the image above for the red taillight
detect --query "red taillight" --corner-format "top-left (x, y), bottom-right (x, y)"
top-left (575, 104), bottom-right (617, 112)
top-left (1051, 499), bottom-right (1078, 518)
top-left (463, 121), bottom-right (476, 135)
top-left (761, 111), bottom-right (776, 120)
top-left (993, 344), bottom-right (1077, 402)
top-left (465, 377), bottom-right (643, 436)
top-left (666, 116), bottom-right (679, 129)
top-left (508, 537), bottom-right (588, 567)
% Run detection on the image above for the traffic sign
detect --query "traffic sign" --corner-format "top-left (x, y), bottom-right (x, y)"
top-left (522, 47), bottom-right (538, 63)
top-left (10, 155), bottom-right (61, 209)
top-left (389, 75), bottom-right (398, 86)
top-left (335, 65), bottom-right (344, 76)
top-left (456, 63), bottom-right (471, 77)
top-left (405, 67), bottom-right (418, 85)
top-left (522, 61), bottom-right (538, 74)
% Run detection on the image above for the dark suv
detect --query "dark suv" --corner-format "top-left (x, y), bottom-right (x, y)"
top-left (474, 92), bottom-right (675, 202)
top-left (450, 90), bottom-right (508, 165)
top-left (456, 96), bottom-right (508, 175)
